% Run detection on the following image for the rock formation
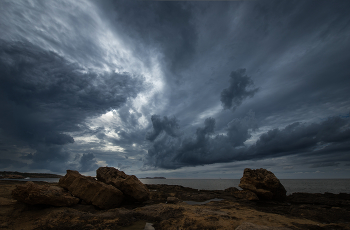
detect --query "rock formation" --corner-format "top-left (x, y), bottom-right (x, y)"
top-left (239, 168), bottom-right (287, 200)
top-left (2, 174), bottom-right (25, 179)
top-left (59, 170), bottom-right (124, 209)
top-left (96, 167), bottom-right (150, 202)
top-left (167, 196), bottom-right (180, 204)
top-left (224, 187), bottom-right (259, 201)
top-left (11, 181), bottom-right (79, 206)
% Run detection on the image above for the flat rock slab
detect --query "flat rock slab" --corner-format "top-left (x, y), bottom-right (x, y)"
top-left (11, 181), bottom-right (79, 206)
top-left (59, 170), bottom-right (124, 209)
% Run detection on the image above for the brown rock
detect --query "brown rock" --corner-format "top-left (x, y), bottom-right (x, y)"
top-left (224, 187), bottom-right (239, 193)
top-left (59, 170), bottom-right (124, 209)
top-left (224, 187), bottom-right (259, 201)
top-left (11, 181), bottom-right (79, 206)
top-left (96, 167), bottom-right (150, 202)
top-left (235, 222), bottom-right (292, 230)
top-left (233, 190), bottom-right (259, 201)
top-left (5, 174), bottom-right (25, 179)
top-left (239, 168), bottom-right (286, 200)
top-left (167, 196), bottom-right (180, 204)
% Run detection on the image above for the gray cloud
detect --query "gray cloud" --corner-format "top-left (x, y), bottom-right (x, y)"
top-left (146, 113), bottom-right (350, 169)
top-left (1, 0), bottom-right (350, 178)
top-left (79, 153), bottom-right (99, 172)
top-left (0, 40), bottom-right (144, 172)
top-left (96, 0), bottom-right (197, 74)
top-left (221, 69), bottom-right (259, 110)
top-left (310, 162), bottom-right (340, 168)
top-left (251, 117), bottom-right (350, 158)
top-left (146, 111), bottom-right (257, 169)
top-left (146, 115), bottom-right (180, 142)
top-left (0, 159), bottom-right (27, 170)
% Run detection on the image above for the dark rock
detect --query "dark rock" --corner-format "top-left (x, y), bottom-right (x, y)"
top-left (5, 174), bottom-right (25, 179)
top-left (167, 197), bottom-right (180, 204)
top-left (233, 190), bottom-right (259, 201)
top-left (224, 187), bottom-right (239, 193)
top-left (59, 170), bottom-right (123, 209)
top-left (224, 187), bottom-right (259, 201)
top-left (11, 181), bottom-right (79, 206)
top-left (288, 192), bottom-right (350, 207)
top-left (96, 167), bottom-right (149, 202)
top-left (239, 168), bottom-right (286, 200)
top-left (235, 222), bottom-right (292, 230)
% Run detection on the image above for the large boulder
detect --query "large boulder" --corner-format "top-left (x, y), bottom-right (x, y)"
top-left (59, 170), bottom-right (124, 209)
top-left (238, 168), bottom-right (287, 200)
top-left (96, 167), bottom-right (150, 202)
top-left (11, 181), bottom-right (79, 206)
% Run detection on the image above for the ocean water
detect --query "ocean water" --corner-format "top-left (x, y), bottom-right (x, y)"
top-left (140, 179), bottom-right (350, 195)
top-left (2, 178), bottom-right (349, 195)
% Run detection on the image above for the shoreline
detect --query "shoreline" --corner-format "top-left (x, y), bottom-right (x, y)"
top-left (1, 180), bottom-right (349, 229)
top-left (2, 178), bottom-right (350, 195)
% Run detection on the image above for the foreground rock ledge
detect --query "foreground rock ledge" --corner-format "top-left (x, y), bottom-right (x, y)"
top-left (239, 168), bottom-right (287, 200)
top-left (11, 181), bottom-right (79, 206)
top-left (96, 167), bottom-right (150, 202)
top-left (59, 170), bottom-right (124, 209)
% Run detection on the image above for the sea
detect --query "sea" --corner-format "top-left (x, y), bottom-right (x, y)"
top-left (2, 178), bottom-right (349, 195)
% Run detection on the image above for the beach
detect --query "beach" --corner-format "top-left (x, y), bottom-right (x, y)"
top-left (1, 180), bottom-right (349, 230)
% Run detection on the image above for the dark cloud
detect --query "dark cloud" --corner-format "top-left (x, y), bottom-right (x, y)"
top-left (96, 0), bottom-right (197, 74)
top-left (146, 112), bottom-right (256, 169)
top-left (1, 0), bottom-right (350, 177)
top-left (226, 110), bottom-right (258, 147)
top-left (310, 162), bottom-right (339, 168)
top-left (251, 117), bottom-right (350, 158)
top-left (0, 40), bottom-right (144, 171)
top-left (79, 153), bottom-right (98, 172)
top-left (0, 159), bottom-right (27, 169)
top-left (146, 115), bottom-right (180, 142)
top-left (146, 114), bottom-right (350, 169)
top-left (220, 69), bottom-right (259, 110)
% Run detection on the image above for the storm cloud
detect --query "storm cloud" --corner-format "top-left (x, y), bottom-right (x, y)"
top-left (221, 69), bottom-right (259, 110)
top-left (1, 0), bottom-right (350, 178)
top-left (145, 111), bottom-right (258, 169)
top-left (146, 113), bottom-right (350, 170)
top-left (0, 40), bottom-right (144, 172)
top-left (146, 115), bottom-right (180, 142)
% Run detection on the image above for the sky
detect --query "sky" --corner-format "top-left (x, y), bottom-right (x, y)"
top-left (0, 0), bottom-right (350, 179)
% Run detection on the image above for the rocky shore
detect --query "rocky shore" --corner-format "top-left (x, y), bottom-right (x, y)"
top-left (0, 171), bottom-right (62, 179)
top-left (0, 168), bottom-right (349, 230)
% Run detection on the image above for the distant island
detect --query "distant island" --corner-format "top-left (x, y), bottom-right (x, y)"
top-left (0, 171), bottom-right (62, 179)
top-left (140, 177), bottom-right (166, 179)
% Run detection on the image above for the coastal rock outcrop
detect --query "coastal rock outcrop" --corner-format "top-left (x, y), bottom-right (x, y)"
top-left (96, 167), bottom-right (150, 202)
top-left (11, 181), bottom-right (79, 206)
top-left (239, 168), bottom-right (286, 200)
top-left (224, 187), bottom-right (259, 201)
top-left (235, 191), bottom-right (259, 201)
top-left (59, 170), bottom-right (124, 209)
top-left (167, 196), bottom-right (180, 204)
top-left (3, 174), bottom-right (25, 179)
